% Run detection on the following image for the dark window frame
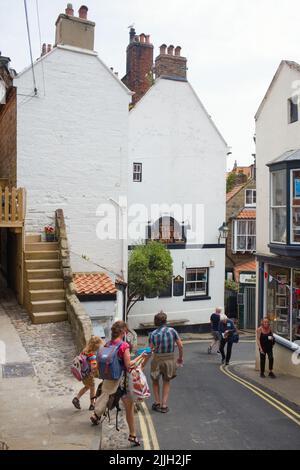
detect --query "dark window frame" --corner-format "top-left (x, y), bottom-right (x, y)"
top-left (133, 162), bottom-right (142, 182)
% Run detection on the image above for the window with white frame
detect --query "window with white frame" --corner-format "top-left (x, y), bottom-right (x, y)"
top-left (245, 189), bottom-right (256, 207)
top-left (291, 169), bottom-right (300, 243)
top-left (233, 220), bottom-right (256, 252)
top-left (185, 268), bottom-right (208, 297)
top-left (271, 170), bottom-right (287, 243)
top-left (133, 163), bottom-right (142, 182)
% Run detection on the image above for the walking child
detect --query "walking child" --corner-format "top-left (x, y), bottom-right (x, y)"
top-left (72, 336), bottom-right (104, 411)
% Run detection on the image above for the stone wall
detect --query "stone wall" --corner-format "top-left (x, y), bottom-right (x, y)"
top-left (55, 209), bottom-right (92, 352)
top-left (0, 84), bottom-right (17, 186)
top-left (66, 282), bottom-right (92, 353)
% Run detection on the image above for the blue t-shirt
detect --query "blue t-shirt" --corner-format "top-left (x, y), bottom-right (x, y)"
top-left (210, 313), bottom-right (220, 331)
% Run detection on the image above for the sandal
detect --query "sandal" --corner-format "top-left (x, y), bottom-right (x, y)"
top-left (160, 406), bottom-right (169, 413)
top-left (72, 397), bottom-right (81, 410)
top-left (151, 403), bottom-right (161, 412)
top-left (128, 435), bottom-right (141, 447)
top-left (90, 413), bottom-right (101, 426)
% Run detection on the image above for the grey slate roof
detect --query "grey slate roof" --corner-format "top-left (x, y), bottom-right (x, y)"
top-left (268, 148), bottom-right (300, 165)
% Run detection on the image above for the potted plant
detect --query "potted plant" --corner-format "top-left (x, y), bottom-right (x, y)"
top-left (44, 225), bottom-right (56, 242)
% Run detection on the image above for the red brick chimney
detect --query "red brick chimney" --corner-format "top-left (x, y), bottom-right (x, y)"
top-left (155, 44), bottom-right (187, 80)
top-left (122, 28), bottom-right (154, 106)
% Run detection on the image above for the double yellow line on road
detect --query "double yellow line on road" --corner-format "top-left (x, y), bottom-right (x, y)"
top-left (137, 402), bottom-right (160, 450)
top-left (221, 363), bottom-right (300, 427)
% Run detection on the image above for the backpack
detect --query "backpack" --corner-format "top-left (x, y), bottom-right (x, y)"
top-left (97, 342), bottom-right (124, 380)
top-left (95, 382), bottom-right (124, 431)
top-left (70, 353), bottom-right (90, 381)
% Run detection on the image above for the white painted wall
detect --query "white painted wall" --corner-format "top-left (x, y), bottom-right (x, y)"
top-left (256, 63), bottom-right (300, 254)
top-left (128, 77), bottom-right (227, 328)
top-left (15, 45), bottom-right (131, 278)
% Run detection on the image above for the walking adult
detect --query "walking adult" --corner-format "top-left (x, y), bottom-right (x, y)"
top-left (90, 321), bottom-right (147, 446)
top-left (256, 318), bottom-right (276, 378)
top-left (208, 307), bottom-right (222, 354)
top-left (149, 311), bottom-right (183, 413)
top-left (219, 314), bottom-right (237, 365)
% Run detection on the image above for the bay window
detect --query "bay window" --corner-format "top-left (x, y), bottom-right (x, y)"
top-left (270, 169), bottom-right (287, 243)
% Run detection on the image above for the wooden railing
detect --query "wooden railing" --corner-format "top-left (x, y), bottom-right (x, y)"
top-left (0, 187), bottom-right (26, 227)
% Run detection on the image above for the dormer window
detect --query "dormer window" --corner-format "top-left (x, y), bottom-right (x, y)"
top-left (288, 97), bottom-right (298, 124)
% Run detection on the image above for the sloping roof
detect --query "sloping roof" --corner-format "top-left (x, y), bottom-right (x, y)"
top-left (237, 209), bottom-right (256, 220)
top-left (268, 148), bottom-right (300, 166)
top-left (74, 273), bottom-right (117, 296)
top-left (255, 60), bottom-right (300, 121)
top-left (226, 184), bottom-right (247, 202)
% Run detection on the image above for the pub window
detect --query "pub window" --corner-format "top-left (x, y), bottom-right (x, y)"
top-left (185, 268), bottom-right (208, 298)
top-left (133, 163), bottom-right (142, 182)
top-left (288, 97), bottom-right (298, 124)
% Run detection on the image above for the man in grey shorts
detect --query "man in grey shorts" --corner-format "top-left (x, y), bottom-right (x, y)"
top-left (149, 311), bottom-right (183, 414)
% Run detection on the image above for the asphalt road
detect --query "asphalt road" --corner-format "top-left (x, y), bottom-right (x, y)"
top-left (146, 341), bottom-right (300, 450)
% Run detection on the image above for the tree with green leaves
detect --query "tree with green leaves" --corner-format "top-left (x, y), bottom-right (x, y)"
top-left (127, 242), bottom-right (173, 318)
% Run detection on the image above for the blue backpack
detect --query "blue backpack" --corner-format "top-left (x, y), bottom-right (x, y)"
top-left (97, 341), bottom-right (124, 380)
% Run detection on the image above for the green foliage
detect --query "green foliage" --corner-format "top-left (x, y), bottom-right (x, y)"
top-left (225, 279), bottom-right (239, 292)
top-left (127, 242), bottom-right (173, 313)
top-left (226, 172), bottom-right (237, 193)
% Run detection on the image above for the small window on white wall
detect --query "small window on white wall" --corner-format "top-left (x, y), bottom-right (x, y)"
top-left (133, 163), bottom-right (142, 182)
top-left (245, 189), bottom-right (256, 207)
top-left (185, 268), bottom-right (208, 297)
top-left (288, 97), bottom-right (299, 124)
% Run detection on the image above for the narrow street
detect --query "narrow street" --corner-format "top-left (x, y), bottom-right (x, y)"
top-left (145, 341), bottom-right (300, 450)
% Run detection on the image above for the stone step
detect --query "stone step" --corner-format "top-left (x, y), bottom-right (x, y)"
top-left (25, 233), bottom-right (42, 243)
top-left (30, 311), bottom-right (68, 325)
top-left (30, 299), bottom-right (66, 313)
top-left (25, 251), bottom-right (60, 260)
top-left (28, 278), bottom-right (64, 290)
top-left (25, 242), bottom-right (59, 252)
top-left (29, 289), bottom-right (65, 301)
top-left (25, 259), bottom-right (60, 270)
top-left (26, 269), bottom-right (62, 280)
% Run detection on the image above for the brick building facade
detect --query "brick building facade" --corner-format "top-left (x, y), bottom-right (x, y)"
top-left (0, 55), bottom-right (17, 187)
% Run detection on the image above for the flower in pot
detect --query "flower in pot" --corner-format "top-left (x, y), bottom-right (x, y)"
top-left (44, 225), bottom-right (56, 242)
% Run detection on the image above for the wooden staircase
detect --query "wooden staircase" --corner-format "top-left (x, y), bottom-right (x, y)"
top-left (24, 234), bottom-right (67, 324)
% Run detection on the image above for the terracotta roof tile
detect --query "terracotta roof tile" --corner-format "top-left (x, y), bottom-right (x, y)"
top-left (73, 273), bottom-right (117, 296)
top-left (226, 184), bottom-right (246, 202)
top-left (237, 209), bottom-right (256, 220)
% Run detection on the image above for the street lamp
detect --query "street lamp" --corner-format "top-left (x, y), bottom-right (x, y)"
top-left (218, 222), bottom-right (229, 244)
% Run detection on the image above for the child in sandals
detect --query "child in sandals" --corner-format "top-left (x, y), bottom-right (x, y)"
top-left (72, 336), bottom-right (104, 411)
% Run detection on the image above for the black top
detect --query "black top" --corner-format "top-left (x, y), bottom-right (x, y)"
top-left (259, 330), bottom-right (275, 352)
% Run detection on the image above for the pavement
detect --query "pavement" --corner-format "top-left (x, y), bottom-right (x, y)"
top-left (0, 291), bottom-right (130, 451)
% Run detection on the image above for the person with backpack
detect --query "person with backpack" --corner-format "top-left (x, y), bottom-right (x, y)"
top-left (256, 318), bottom-right (276, 378)
top-left (149, 311), bottom-right (183, 414)
top-left (218, 314), bottom-right (238, 365)
top-left (71, 336), bottom-right (104, 411)
top-left (208, 307), bottom-right (222, 354)
top-left (90, 321), bottom-right (148, 447)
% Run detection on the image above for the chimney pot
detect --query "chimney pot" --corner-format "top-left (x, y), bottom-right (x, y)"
top-left (160, 44), bottom-right (167, 55)
top-left (140, 33), bottom-right (146, 43)
top-left (145, 35), bottom-right (150, 44)
top-left (129, 27), bottom-right (136, 43)
top-left (65, 3), bottom-right (74, 16)
top-left (175, 46), bottom-right (181, 56)
top-left (41, 43), bottom-right (47, 56)
top-left (78, 5), bottom-right (88, 19)
top-left (167, 45), bottom-right (174, 55)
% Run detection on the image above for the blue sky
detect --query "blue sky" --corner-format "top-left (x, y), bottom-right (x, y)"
top-left (2, 0), bottom-right (300, 170)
